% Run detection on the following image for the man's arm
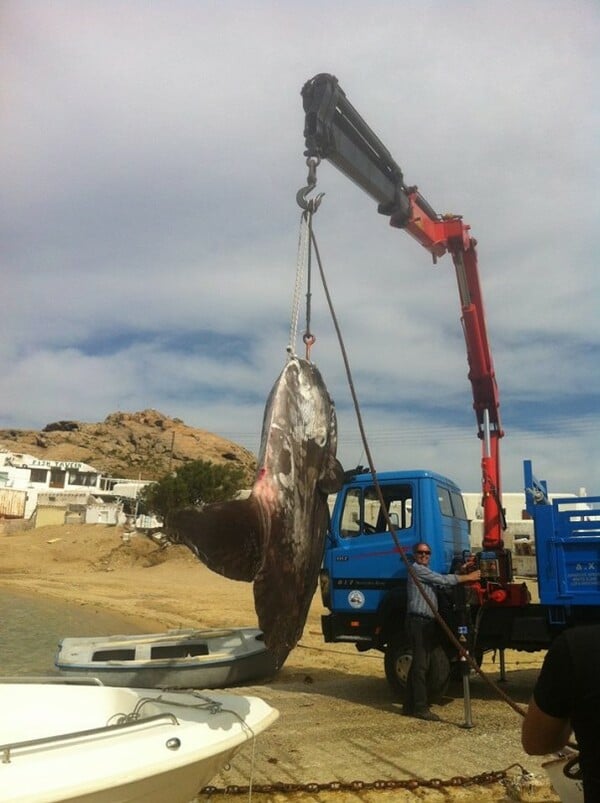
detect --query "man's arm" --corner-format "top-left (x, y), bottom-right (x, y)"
top-left (521, 697), bottom-right (572, 754)
top-left (457, 569), bottom-right (481, 584)
top-left (413, 565), bottom-right (480, 587)
top-left (522, 631), bottom-right (573, 755)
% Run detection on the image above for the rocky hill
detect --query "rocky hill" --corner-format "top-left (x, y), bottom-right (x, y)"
top-left (0, 409), bottom-right (257, 483)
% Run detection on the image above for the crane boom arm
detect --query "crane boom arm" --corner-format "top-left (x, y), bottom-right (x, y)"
top-left (302, 73), bottom-right (505, 550)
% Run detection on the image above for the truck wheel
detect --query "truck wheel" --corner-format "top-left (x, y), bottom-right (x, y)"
top-left (384, 640), bottom-right (451, 700)
top-left (384, 639), bottom-right (412, 697)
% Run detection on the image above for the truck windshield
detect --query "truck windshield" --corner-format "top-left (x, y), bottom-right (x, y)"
top-left (339, 484), bottom-right (413, 537)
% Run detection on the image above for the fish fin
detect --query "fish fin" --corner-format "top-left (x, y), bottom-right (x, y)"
top-left (317, 457), bottom-right (345, 495)
top-left (167, 497), bottom-right (264, 582)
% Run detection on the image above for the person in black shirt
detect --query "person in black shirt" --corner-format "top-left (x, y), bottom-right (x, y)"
top-left (521, 624), bottom-right (600, 802)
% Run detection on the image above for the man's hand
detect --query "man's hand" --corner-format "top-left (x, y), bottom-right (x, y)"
top-left (458, 569), bottom-right (481, 584)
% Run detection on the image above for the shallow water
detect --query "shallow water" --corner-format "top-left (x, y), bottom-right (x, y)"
top-left (0, 588), bottom-right (147, 677)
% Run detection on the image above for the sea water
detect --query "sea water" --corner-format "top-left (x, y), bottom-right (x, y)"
top-left (0, 588), bottom-right (147, 676)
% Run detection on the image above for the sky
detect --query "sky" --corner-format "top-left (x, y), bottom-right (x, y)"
top-left (2, 1), bottom-right (599, 496)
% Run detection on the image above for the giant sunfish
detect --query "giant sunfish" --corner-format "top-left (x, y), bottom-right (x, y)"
top-left (168, 355), bottom-right (344, 668)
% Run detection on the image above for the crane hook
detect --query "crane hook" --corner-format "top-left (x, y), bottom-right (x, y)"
top-left (296, 156), bottom-right (325, 213)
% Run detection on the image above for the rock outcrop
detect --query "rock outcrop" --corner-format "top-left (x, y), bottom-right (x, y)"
top-left (0, 409), bottom-right (256, 483)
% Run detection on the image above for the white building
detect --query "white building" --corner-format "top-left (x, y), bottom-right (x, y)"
top-left (0, 450), bottom-right (151, 523)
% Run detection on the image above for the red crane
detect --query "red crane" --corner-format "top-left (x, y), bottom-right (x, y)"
top-left (301, 73), bottom-right (507, 562)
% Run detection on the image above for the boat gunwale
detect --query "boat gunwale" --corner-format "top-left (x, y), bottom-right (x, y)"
top-left (0, 712), bottom-right (180, 756)
top-left (58, 627), bottom-right (265, 649)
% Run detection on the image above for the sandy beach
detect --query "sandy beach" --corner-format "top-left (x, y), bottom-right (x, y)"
top-left (0, 523), bottom-right (561, 802)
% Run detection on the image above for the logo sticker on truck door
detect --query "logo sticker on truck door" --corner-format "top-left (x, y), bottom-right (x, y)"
top-left (348, 590), bottom-right (365, 608)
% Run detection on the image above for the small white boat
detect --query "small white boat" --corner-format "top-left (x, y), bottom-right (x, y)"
top-left (55, 627), bottom-right (277, 689)
top-left (0, 677), bottom-right (279, 803)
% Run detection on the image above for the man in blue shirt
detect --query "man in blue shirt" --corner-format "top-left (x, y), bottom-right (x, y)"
top-left (403, 541), bottom-right (480, 721)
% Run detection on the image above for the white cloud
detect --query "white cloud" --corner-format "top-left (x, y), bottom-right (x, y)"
top-left (2, 0), bottom-right (599, 494)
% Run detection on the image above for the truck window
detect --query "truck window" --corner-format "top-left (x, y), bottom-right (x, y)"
top-left (437, 486), bottom-right (454, 517)
top-left (436, 486), bottom-right (468, 520)
top-left (339, 484), bottom-right (413, 537)
top-left (340, 488), bottom-right (361, 536)
top-left (451, 490), bottom-right (468, 520)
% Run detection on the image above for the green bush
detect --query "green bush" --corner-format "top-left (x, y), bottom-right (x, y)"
top-left (138, 459), bottom-right (246, 522)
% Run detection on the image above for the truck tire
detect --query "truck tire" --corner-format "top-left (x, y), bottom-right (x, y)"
top-left (384, 639), bottom-right (451, 700)
top-left (384, 638), bottom-right (412, 698)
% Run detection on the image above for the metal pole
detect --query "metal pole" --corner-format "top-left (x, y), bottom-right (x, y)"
top-left (168, 431), bottom-right (175, 474)
top-left (459, 653), bottom-right (474, 729)
top-left (499, 648), bottom-right (507, 682)
top-left (483, 408), bottom-right (491, 458)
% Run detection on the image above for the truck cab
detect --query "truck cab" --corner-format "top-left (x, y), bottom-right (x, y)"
top-left (320, 468), bottom-right (470, 651)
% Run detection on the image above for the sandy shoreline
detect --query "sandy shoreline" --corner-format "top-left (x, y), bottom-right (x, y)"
top-left (1, 523), bottom-right (560, 801)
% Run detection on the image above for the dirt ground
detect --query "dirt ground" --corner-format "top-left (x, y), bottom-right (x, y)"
top-left (0, 523), bottom-right (564, 802)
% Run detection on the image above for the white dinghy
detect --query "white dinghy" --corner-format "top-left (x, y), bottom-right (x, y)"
top-left (54, 627), bottom-right (276, 689)
top-left (55, 627), bottom-right (277, 689)
top-left (0, 678), bottom-right (279, 803)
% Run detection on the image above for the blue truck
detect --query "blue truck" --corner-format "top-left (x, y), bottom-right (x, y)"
top-left (319, 461), bottom-right (600, 695)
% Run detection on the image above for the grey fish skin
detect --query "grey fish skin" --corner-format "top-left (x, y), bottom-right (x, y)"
top-left (168, 356), bottom-right (344, 668)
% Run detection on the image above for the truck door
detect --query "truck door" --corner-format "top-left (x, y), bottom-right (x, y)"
top-left (435, 483), bottom-right (470, 571)
top-left (325, 481), bottom-right (416, 615)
